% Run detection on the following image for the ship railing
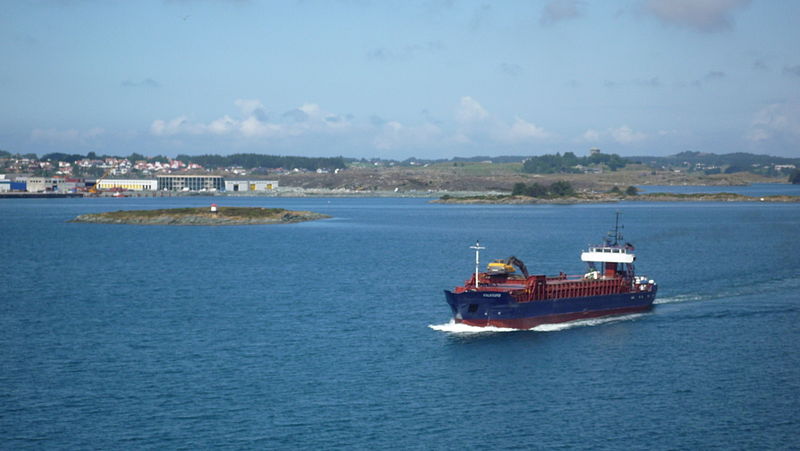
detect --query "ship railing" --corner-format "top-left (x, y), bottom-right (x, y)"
top-left (546, 274), bottom-right (592, 282)
top-left (542, 276), bottom-right (631, 300)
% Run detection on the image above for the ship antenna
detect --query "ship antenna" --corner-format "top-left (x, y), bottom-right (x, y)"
top-left (470, 240), bottom-right (485, 289)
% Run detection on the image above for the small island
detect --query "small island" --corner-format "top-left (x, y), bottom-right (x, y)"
top-left (70, 206), bottom-right (330, 225)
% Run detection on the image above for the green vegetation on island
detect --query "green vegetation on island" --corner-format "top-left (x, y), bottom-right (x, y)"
top-left (521, 151), bottom-right (629, 173)
top-left (511, 180), bottom-right (576, 197)
top-left (70, 207), bottom-right (330, 225)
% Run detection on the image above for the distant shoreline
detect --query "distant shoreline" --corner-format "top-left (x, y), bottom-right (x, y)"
top-left (432, 192), bottom-right (800, 204)
top-left (4, 182), bottom-right (799, 201)
top-left (0, 192), bottom-right (84, 199)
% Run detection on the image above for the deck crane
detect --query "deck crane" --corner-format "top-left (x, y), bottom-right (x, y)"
top-left (88, 162), bottom-right (122, 195)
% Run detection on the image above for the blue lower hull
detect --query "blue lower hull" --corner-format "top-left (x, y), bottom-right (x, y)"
top-left (444, 287), bottom-right (658, 329)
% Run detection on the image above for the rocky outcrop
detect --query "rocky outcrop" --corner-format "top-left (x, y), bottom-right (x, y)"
top-left (70, 207), bottom-right (330, 225)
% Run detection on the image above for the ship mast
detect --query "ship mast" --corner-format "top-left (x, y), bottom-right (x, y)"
top-left (606, 211), bottom-right (623, 246)
top-left (470, 241), bottom-right (485, 289)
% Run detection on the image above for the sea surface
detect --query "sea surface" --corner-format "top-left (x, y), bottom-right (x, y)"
top-left (1, 196), bottom-right (799, 450)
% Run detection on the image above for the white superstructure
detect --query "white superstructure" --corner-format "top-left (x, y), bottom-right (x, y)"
top-left (580, 246), bottom-right (635, 264)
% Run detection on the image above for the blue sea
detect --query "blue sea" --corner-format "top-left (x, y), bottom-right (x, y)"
top-left (2, 195), bottom-right (799, 449)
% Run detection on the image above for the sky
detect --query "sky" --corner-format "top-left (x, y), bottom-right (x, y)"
top-left (1, 0), bottom-right (799, 159)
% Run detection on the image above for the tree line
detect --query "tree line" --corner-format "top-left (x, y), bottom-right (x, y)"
top-left (790, 169), bottom-right (800, 184)
top-left (175, 153), bottom-right (347, 171)
top-left (511, 181), bottom-right (576, 197)
top-left (521, 152), bottom-right (628, 174)
top-left (1, 150), bottom-right (347, 172)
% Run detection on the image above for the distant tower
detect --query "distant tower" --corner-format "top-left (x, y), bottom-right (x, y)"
top-left (590, 147), bottom-right (601, 156)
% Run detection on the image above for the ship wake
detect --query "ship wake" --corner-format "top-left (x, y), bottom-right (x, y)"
top-left (655, 274), bottom-right (800, 306)
top-left (428, 321), bottom-right (518, 334)
top-left (429, 313), bottom-right (647, 334)
top-left (531, 313), bottom-right (646, 331)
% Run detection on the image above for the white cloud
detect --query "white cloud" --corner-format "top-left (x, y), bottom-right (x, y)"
top-left (581, 129), bottom-right (601, 142)
top-left (643, 0), bottom-right (750, 32)
top-left (208, 115), bottom-right (237, 135)
top-left (454, 97), bottom-right (551, 144)
top-left (373, 121), bottom-right (442, 150)
top-left (31, 127), bottom-right (105, 143)
top-left (577, 126), bottom-right (647, 144)
top-left (149, 99), bottom-right (354, 141)
top-left (746, 102), bottom-right (800, 143)
top-left (299, 103), bottom-right (321, 117)
top-left (239, 116), bottom-right (278, 138)
top-left (610, 125), bottom-right (647, 144)
top-left (455, 96), bottom-right (489, 123)
top-left (234, 99), bottom-right (265, 117)
top-left (149, 96), bottom-right (554, 153)
top-left (150, 116), bottom-right (207, 136)
top-left (505, 117), bottom-right (550, 141)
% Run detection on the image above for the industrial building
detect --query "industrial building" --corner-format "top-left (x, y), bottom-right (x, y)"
top-left (224, 179), bottom-right (279, 192)
top-left (26, 177), bottom-right (83, 193)
top-left (3, 173), bottom-right (279, 193)
top-left (97, 179), bottom-right (158, 191)
top-left (156, 175), bottom-right (224, 191)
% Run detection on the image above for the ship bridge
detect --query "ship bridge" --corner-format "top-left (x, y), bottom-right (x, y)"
top-left (581, 245), bottom-right (636, 279)
top-left (580, 246), bottom-right (635, 264)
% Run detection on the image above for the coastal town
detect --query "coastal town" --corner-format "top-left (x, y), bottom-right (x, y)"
top-left (1, 149), bottom-right (798, 197)
top-left (0, 153), bottom-right (295, 195)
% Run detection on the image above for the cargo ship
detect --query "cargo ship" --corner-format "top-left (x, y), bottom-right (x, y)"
top-left (444, 216), bottom-right (657, 329)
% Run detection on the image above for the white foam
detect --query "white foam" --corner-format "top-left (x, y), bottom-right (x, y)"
top-left (654, 294), bottom-right (705, 305)
top-left (653, 275), bottom-right (800, 306)
top-left (429, 314), bottom-right (646, 334)
top-left (428, 320), bottom-right (518, 334)
top-left (532, 313), bottom-right (645, 331)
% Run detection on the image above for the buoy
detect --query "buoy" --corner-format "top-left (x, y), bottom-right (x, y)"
top-left (210, 203), bottom-right (218, 212)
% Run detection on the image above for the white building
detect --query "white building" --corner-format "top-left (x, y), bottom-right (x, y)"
top-left (157, 175), bottom-right (223, 191)
top-left (26, 177), bottom-right (82, 193)
top-left (224, 180), bottom-right (278, 192)
top-left (97, 179), bottom-right (157, 191)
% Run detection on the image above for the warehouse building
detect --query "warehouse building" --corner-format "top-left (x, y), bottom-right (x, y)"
top-left (224, 179), bottom-right (279, 192)
top-left (157, 175), bottom-right (224, 191)
top-left (26, 177), bottom-right (83, 193)
top-left (97, 179), bottom-right (157, 191)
